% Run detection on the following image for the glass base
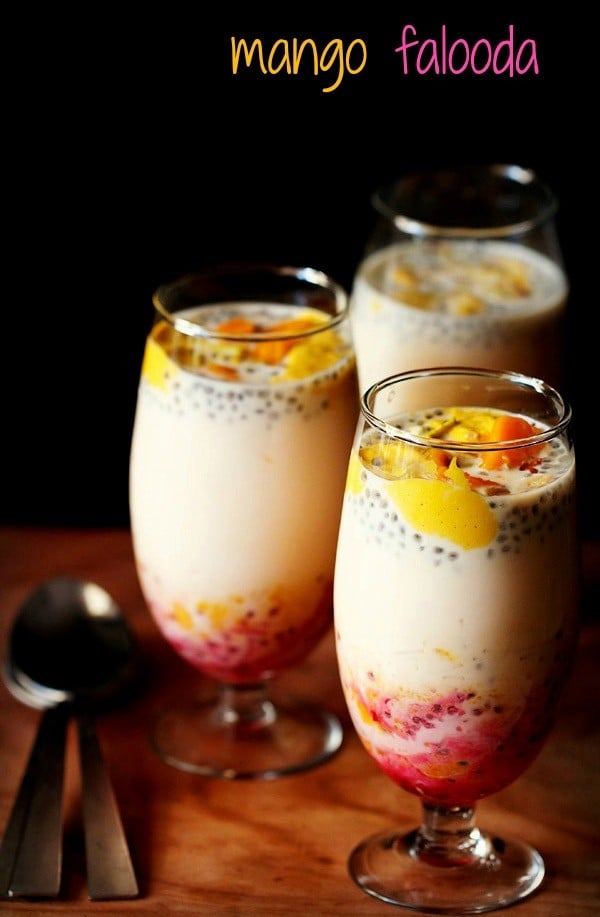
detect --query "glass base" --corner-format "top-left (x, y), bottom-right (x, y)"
top-left (349, 826), bottom-right (545, 914)
top-left (149, 689), bottom-right (343, 779)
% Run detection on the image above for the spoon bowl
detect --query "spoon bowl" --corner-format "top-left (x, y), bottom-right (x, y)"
top-left (5, 576), bottom-right (137, 709)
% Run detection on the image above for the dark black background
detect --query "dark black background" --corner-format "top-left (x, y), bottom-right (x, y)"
top-left (4, 10), bottom-right (594, 538)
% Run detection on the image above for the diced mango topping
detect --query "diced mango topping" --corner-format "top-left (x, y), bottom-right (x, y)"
top-left (250, 318), bottom-right (325, 367)
top-left (253, 339), bottom-right (294, 366)
top-left (141, 335), bottom-right (179, 391)
top-left (205, 363), bottom-right (240, 381)
top-left (445, 292), bottom-right (484, 316)
top-left (214, 316), bottom-right (257, 335)
top-left (354, 407), bottom-right (549, 548)
top-left (172, 602), bottom-right (194, 630)
top-left (345, 453), bottom-right (364, 495)
top-left (419, 408), bottom-right (543, 471)
top-left (421, 409), bottom-right (497, 441)
top-left (356, 696), bottom-right (376, 726)
top-left (142, 311), bottom-right (344, 387)
top-left (268, 318), bottom-right (320, 335)
top-left (195, 600), bottom-right (232, 628)
top-left (396, 289), bottom-right (434, 309)
top-left (486, 256), bottom-right (532, 296)
top-left (382, 244), bottom-right (534, 314)
top-left (275, 328), bottom-right (345, 380)
top-left (480, 414), bottom-right (543, 470)
top-left (392, 266), bottom-right (418, 286)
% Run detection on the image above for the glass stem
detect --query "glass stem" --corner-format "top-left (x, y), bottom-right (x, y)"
top-left (409, 803), bottom-right (496, 868)
top-left (215, 683), bottom-right (276, 733)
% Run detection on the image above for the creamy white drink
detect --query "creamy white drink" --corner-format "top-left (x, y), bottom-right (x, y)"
top-left (350, 239), bottom-right (568, 393)
top-left (334, 400), bottom-right (579, 805)
top-left (130, 302), bottom-right (358, 684)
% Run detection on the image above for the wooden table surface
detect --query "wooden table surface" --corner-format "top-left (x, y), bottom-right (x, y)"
top-left (0, 526), bottom-right (598, 916)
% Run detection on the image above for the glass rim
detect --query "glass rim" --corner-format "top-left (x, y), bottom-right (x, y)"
top-left (361, 367), bottom-right (572, 452)
top-left (152, 262), bottom-right (349, 341)
top-left (372, 163), bottom-right (559, 239)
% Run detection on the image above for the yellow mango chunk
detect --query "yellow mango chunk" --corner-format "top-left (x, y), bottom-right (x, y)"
top-left (386, 471), bottom-right (497, 550)
top-left (434, 647), bottom-right (459, 664)
top-left (444, 458), bottom-right (469, 488)
top-left (355, 696), bottom-right (376, 726)
top-left (443, 423), bottom-right (479, 443)
top-left (422, 409), bottom-right (498, 443)
top-left (392, 266), bottom-right (418, 286)
top-left (396, 289), bottom-right (433, 310)
top-left (253, 313), bottom-right (326, 367)
top-left (205, 362), bottom-right (240, 381)
top-left (172, 602), bottom-right (193, 630)
top-left (346, 453), bottom-right (365, 495)
top-left (492, 257), bottom-right (532, 296)
top-left (196, 600), bottom-right (231, 628)
top-left (276, 329), bottom-right (344, 380)
top-left (141, 335), bottom-right (179, 391)
top-left (446, 292), bottom-right (485, 316)
top-left (215, 317), bottom-right (257, 335)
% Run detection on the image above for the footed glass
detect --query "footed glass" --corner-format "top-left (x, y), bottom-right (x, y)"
top-left (130, 263), bottom-right (358, 778)
top-left (334, 367), bottom-right (580, 911)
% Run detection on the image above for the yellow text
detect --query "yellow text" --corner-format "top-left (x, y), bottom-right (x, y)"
top-left (231, 36), bottom-right (367, 93)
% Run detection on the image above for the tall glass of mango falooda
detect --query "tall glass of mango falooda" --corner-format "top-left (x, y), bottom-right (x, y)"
top-left (334, 367), bottom-right (580, 913)
top-left (129, 264), bottom-right (359, 778)
top-left (350, 164), bottom-right (569, 396)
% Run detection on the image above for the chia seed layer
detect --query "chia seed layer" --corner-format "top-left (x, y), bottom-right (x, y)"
top-left (346, 408), bottom-right (575, 563)
top-left (138, 359), bottom-right (356, 425)
top-left (139, 302), bottom-right (357, 425)
top-left (347, 468), bottom-right (574, 563)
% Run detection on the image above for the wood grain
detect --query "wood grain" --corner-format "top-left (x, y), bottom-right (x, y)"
top-left (0, 527), bottom-right (598, 916)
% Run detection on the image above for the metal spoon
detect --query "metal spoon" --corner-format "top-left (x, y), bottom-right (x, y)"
top-left (0, 576), bottom-right (139, 900)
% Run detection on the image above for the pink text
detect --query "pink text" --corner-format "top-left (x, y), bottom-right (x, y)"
top-left (395, 24), bottom-right (539, 77)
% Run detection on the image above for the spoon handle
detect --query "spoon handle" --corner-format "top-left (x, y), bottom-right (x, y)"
top-left (0, 704), bottom-right (68, 899)
top-left (76, 711), bottom-right (139, 900)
